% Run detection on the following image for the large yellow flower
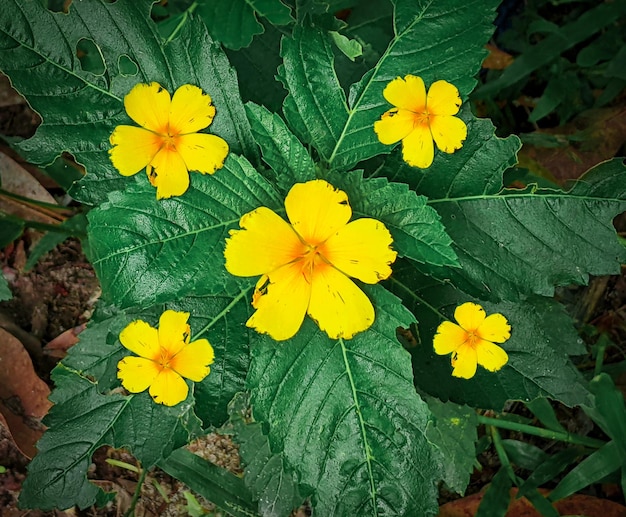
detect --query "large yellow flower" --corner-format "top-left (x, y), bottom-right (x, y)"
top-left (224, 179), bottom-right (397, 341)
top-left (374, 75), bottom-right (467, 169)
top-left (433, 302), bottom-right (510, 379)
top-left (109, 82), bottom-right (229, 199)
top-left (117, 310), bottom-right (214, 406)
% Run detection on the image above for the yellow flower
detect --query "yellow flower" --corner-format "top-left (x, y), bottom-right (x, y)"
top-left (433, 302), bottom-right (510, 379)
top-left (374, 75), bottom-right (467, 169)
top-left (224, 179), bottom-right (397, 341)
top-left (117, 310), bottom-right (214, 406)
top-left (109, 82), bottom-right (229, 199)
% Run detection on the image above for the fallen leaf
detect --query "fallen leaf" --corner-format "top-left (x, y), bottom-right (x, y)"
top-left (0, 327), bottom-right (51, 458)
top-left (483, 43), bottom-right (514, 70)
top-left (44, 323), bottom-right (87, 359)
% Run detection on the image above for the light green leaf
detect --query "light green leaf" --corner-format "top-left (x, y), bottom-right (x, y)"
top-left (228, 393), bottom-right (304, 517)
top-left (330, 31), bottom-right (363, 61)
top-left (245, 102), bottom-right (316, 191)
top-left (197, 0), bottom-right (292, 50)
top-left (19, 367), bottom-right (201, 510)
top-left (389, 265), bottom-right (591, 409)
top-left (247, 285), bottom-right (441, 516)
top-left (0, 274), bottom-right (12, 301)
top-left (425, 397), bottom-right (477, 495)
top-left (419, 159), bottom-right (626, 301)
top-left (87, 154), bottom-right (280, 309)
top-left (0, 1), bottom-right (257, 205)
top-left (278, 24), bottom-right (350, 162)
top-left (327, 0), bottom-right (501, 171)
top-left (326, 169), bottom-right (458, 267)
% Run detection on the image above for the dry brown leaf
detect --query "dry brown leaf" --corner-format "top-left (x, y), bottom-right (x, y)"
top-left (43, 323), bottom-right (87, 359)
top-left (0, 327), bottom-right (51, 458)
top-left (483, 43), bottom-right (514, 70)
top-left (438, 488), bottom-right (626, 517)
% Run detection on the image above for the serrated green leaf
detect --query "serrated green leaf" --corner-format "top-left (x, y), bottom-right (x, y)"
top-left (382, 111), bottom-right (521, 199)
top-left (418, 159), bottom-right (626, 301)
top-left (279, 24), bottom-right (350, 162)
top-left (197, 0), bottom-right (293, 50)
top-left (0, 1), bottom-right (257, 205)
top-left (327, 0), bottom-right (501, 171)
top-left (424, 397), bottom-right (477, 495)
top-left (19, 366), bottom-right (201, 510)
top-left (389, 264), bottom-right (591, 409)
top-left (87, 154), bottom-right (280, 309)
top-left (247, 285), bottom-right (441, 516)
top-left (245, 102), bottom-right (316, 191)
top-left (326, 169), bottom-right (458, 267)
top-left (228, 393), bottom-right (304, 517)
top-left (0, 274), bottom-right (12, 301)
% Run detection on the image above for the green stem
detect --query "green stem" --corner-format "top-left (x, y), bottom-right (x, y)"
top-left (478, 415), bottom-right (605, 449)
top-left (0, 188), bottom-right (73, 212)
top-left (593, 333), bottom-right (610, 377)
top-left (163, 1), bottom-right (198, 45)
top-left (125, 467), bottom-right (147, 517)
top-left (386, 276), bottom-right (447, 319)
top-left (490, 425), bottom-right (519, 483)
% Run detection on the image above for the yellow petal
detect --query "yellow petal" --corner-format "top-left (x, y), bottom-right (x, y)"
top-left (454, 302), bottom-right (486, 331)
top-left (124, 82), bottom-right (171, 133)
top-left (451, 343), bottom-right (478, 379)
top-left (109, 125), bottom-right (162, 176)
top-left (400, 124), bottom-right (434, 168)
top-left (308, 263), bottom-right (374, 339)
top-left (224, 207), bottom-right (303, 277)
top-left (477, 313), bottom-right (511, 343)
top-left (433, 321), bottom-right (467, 355)
top-left (476, 339), bottom-right (508, 372)
top-left (246, 262), bottom-right (311, 341)
top-left (149, 368), bottom-right (189, 406)
top-left (426, 80), bottom-right (462, 116)
top-left (383, 75), bottom-right (426, 111)
top-left (117, 356), bottom-right (160, 393)
top-left (158, 310), bottom-right (190, 358)
top-left (374, 109), bottom-right (416, 145)
top-left (119, 320), bottom-right (159, 360)
top-left (170, 338), bottom-right (214, 382)
top-left (169, 84), bottom-right (216, 134)
top-left (285, 180), bottom-right (351, 245)
top-left (429, 115), bottom-right (467, 154)
top-left (322, 218), bottom-right (396, 284)
top-left (176, 133), bottom-right (228, 175)
top-left (148, 146), bottom-right (190, 199)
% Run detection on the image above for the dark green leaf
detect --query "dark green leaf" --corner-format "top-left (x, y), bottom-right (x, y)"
top-left (327, 0), bottom-right (501, 171)
top-left (517, 447), bottom-right (584, 498)
top-left (501, 440), bottom-right (548, 471)
top-left (245, 102), bottom-right (316, 192)
top-left (247, 285), bottom-right (441, 516)
top-left (0, 212), bottom-right (23, 247)
top-left (587, 373), bottom-right (626, 460)
top-left (525, 398), bottom-right (567, 433)
top-left (0, 274), bottom-right (11, 301)
top-left (228, 393), bottom-right (304, 517)
top-left (87, 155), bottom-right (280, 309)
top-left (475, 467), bottom-right (513, 517)
top-left (389, 265), bottom-right (591, 409)
top-left (326, 169), bottom-right (458, 267)
top-left (279, 24), bottom-right (350, 162)
top-left (424, 397), bottom-right (477, 494)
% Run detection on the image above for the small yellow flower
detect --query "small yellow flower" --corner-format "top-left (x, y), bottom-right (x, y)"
top-left (224, 179), bottom-right (397, 341)
top-left (433, 302), bottom-right (510, 379)
top-left (374, 75), bottom-right (467, 168)
top-left (117, 310), bottom-right (214, 406)
top-left (109, 82), bottom-right (229, 199)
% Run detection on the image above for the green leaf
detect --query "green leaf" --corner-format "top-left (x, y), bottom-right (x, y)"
top-left (19, 366), bottom-right (201, 510)
top-left (326, 169), bottom-right (458, 267)
top-left (389, 265), bottom-right (591, 409)
top-left (0, 1), bottom-right (257, 205)
top-left (424, 397), bottom-right (477, 495)
top-left (197, 0), bottom-right (292, 50)
top-left (228, 393), bottom-right (304, 517)
top-left (475, 467), bottom-right (513, 517)
top-left (327, 0), bottom-right (501, 171)
top-left (159, 448), bottom-right (259, 517)
top-left (87, 155), bottom-right (280, 309)
top-left (247, 285), bottom-right (441, 516)
top-left (549, 440), bottom-right (623, 502)
top-left (501, 440), bottom-right (548, 471)
top-left (0, 274), bottom-right (11, 301)
top-left (279, 24), bottom-right (350, 163)
top-left (329, 31), bottom-right (363, 61)
top-left (0, 212), bottom-right (23, 247)
top-left (245, 102), bottom-right (316, 191)
top-left (587, 373), bottom-right (626, 460)
top-left (419, 159), bottom-right (626, 301)
top-left (517, 447), bottom-right (584, 499)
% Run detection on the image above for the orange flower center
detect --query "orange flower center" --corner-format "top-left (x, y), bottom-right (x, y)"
top-left (464, 329), bottom-right (481, 348)
top-left (412, 108), bottom-right (430, 128)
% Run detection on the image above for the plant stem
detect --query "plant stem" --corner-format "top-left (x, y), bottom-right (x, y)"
top-left (125, 467), bottom-right (147, 517)
top-left (478, 415), bottom-right (605, 449)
